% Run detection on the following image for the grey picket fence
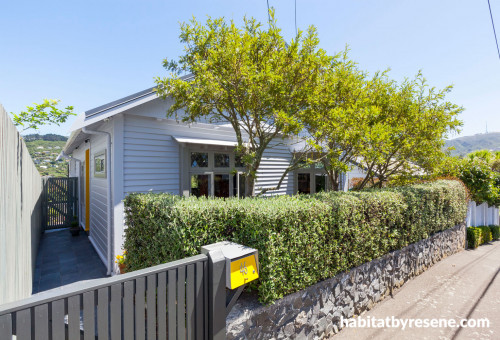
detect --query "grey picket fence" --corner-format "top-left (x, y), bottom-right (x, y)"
top-left (0, 254), bottom-right (209, 340)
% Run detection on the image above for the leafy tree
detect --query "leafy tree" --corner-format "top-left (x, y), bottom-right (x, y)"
top-left (300, 50), bottom-right (373, 190)
top-left (492, 158), bottom-right (500, 173)
top-left (12, 99), bottom-right (75, 132)
top-left (356, 72), bottom-right (463, 189)
top-left (155, 13), bottom-right (332, 196)
top-left (467, 149), bottom-right (495, 163)
top-left (459, 158), bottom-right (499, 205)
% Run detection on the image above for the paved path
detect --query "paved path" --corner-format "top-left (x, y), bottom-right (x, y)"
top-left (334, 240), bottom-right (500, 340)
top-left (33, 229), bottom-right (108, 294)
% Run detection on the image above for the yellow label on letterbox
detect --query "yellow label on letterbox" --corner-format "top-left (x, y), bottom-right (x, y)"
top-left (229, 254), bottom-right (259, 289)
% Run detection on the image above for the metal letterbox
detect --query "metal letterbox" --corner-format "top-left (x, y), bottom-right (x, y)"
top-left (201, 241), bottom-right (259, 289)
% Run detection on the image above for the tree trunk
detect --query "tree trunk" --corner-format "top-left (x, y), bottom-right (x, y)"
top-left (245, 173), bottom-right (255, 197)
top-left (327, 170), bottom-right (340, 191)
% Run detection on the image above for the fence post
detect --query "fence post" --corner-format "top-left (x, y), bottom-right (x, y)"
top-left (41, 177), bottom-right (47, 232)
top-left (207, 249), bottom-right (226, 340)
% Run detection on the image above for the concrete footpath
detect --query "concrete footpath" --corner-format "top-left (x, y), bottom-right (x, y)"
top-left (333, 240), bottom-right (500, 340)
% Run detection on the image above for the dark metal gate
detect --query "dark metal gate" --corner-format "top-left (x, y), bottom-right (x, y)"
top-left (42, 177), bottom-right (78, 230)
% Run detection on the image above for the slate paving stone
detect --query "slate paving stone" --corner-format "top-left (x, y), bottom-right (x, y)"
top-left (33, 229), bottom-right (108, 294)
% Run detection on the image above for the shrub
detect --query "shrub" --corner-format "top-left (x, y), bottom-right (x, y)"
top-left (124, 180), bottom-right (467, 304)
top-left (477, 226), bottom-right (492, 244)
top-left (489, 225), bottom-right (500, 240)
top-left (467, 227), bottom-right (481, 248)
top-left (459, 159), bottom-right (499, 206)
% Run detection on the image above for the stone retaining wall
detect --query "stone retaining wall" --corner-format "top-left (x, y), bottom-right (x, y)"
top-left (226, 223), bottom-right (466, 339)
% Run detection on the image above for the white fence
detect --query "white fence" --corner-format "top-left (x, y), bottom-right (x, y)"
top-left (466, 201), bottom-right (500, 227)
top-left (0, 104), bottom-right (44, 305)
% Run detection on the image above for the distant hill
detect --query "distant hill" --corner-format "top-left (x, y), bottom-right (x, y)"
top-left (445, 132), bottom-right (500, 156)
top-left (23, 133), bottom-right (68, 142)
top-left (23, 134), bottom-right (68, 177)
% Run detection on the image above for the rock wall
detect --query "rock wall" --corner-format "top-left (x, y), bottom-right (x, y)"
top-left (226, 223), bottom-right (466, 339)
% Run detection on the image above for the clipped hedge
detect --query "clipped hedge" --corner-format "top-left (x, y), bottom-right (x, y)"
top-left (490, 225), bottom-right (500, 240)
top-left (467, 225), bottom-right (498, 248)
top-left (124, 180), bottom-right (467, 303)
top-left (467, 227), bottom-right (482, 248)
top-left (479, 226), bottom-right (493, 243)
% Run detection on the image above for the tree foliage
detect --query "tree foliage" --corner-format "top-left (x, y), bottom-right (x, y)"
top-left (355, 72), bottom-right (463, 189)
top-left (435, 150), bottom-right (500, 206)
top-left (156, 13), bottom-right (464, 194)
top-left (12, 99), bottom-right (75, 132)
top-left (300, 50), bottom-right (371, 190)
top-left (155, 13), bottom-right (332, 196)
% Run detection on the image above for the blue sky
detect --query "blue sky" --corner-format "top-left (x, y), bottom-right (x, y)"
top-left (0, 0), bottom-right (499, 138)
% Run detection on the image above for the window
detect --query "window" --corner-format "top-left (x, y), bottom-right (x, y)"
top-left (298, 173), bottom-right (311, 194)
top-left (191, 152), bottom-right (208, 168)
top-left (191, 174), bottom-right (210, 197)
top-left (233, 173), bottom-right (246, 198)
top-left (214, 174), bottom-right (230, 197)
top-left (214, 153), bottom-right (230, 168)
top-left (185, 149), bottom-right (246, 198)
top-left (295, 154), bottom-right (328, 194)
top-left (94, 151), bottom-right (106, 178)
top-left (315, 174), bottom-right (327, 193)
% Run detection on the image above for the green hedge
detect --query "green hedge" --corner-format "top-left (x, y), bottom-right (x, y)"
top-left (467, 227), bottom-right (482, 248)
top-left (479, 226), bottom-right (493, 243)
top-left (467, 225), bottom-right (498, 248)
top-left (490, 225), bottom-right (500, 240)
top-left (123, 180), bottom-right (467, 303)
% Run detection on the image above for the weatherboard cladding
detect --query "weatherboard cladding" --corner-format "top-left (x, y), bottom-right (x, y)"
top-left (123, 110), bottom-right (295, 196)
top-left (88, 130), bottom-right (110, 262)
top-left (70, 127), bottom-right (110, 264)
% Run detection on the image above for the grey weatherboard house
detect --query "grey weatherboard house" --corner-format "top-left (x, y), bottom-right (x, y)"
top-left (60, 83), bottom-right (365, 275)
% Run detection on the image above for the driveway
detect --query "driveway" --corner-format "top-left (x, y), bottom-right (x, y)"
top-left (333, 240), bottom-right (500, 339)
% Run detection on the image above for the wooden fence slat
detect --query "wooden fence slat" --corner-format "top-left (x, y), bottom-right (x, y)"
top-left (147, 274), bottom-right (157, 340)
top-left (98, 287), bottom-right (109, 340)
top-left (186, 264), bottom-right (195, 340)
top-left (135, 277), bottom-right (146, 340)
top-left (123, 281), bottom-right (134, 340)
top-left (0, 314), bottom-right (12, 340)
top-left (195, 261), bottom-right (204, 340)
top-left (68, 295), bottom-right (81, 340)
top-left (83, 291), bottom-right (96, 340)
top-left (16, 309), bottom-right (31, 340)
top-left (203, 261), bottom-right (208, 340)
top-left (34, 304), bottom-right (49, 340)
top-left (168, 269), bottom-right (177, 340)
top-left (51, 299), bottom-right (66, 340)
top-left (157, 272), bottom-right (167, 340)
top-left (177, 266), bottom-right (186, 340)
top-left (110, 283), bottom-right (122, 340)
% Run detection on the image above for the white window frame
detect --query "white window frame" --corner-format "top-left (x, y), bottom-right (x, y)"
top-left (294, 159), bottom-right (328, 194)
top-left (183, 146), bottom-right (246, 197)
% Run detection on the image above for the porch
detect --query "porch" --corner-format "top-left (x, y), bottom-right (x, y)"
top-left (33, 229), bottom-right (108, 294)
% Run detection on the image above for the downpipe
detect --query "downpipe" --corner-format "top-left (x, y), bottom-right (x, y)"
top-left (82, 126), bottom-right (113, 275)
